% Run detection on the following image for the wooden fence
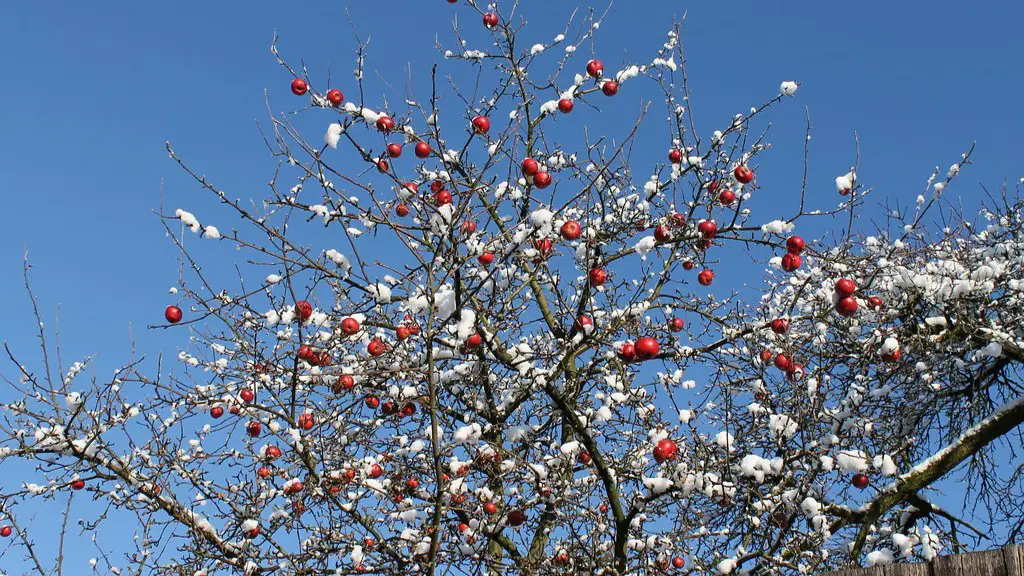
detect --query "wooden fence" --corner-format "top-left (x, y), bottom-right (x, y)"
top-left (824, 545), bottom-right (1024, 575)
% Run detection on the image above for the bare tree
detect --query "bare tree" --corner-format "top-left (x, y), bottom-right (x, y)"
top-left (1, 5), bottom-right (1022, 576)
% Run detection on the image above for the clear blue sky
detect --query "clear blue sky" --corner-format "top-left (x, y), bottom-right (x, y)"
top-left (0, 0), bottom-right (1021, 571)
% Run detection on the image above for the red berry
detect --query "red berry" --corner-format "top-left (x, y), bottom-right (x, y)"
top-left (672, 556), bottom-right (686, 569)
top-left (589, 267), bottom-right (608, 286)
top-left (787, 363), bottom-right (805, 382)
top-left (297, 344), bottom-right (315, 362)
top-left (165, 305), bottom-right (183, 324)
top-left (465, 333), bottom-right (483, 349)
top-left (521, 158), bottom-right (540, 176)
top-left (375, 116), bottom-right (395, 132)
top-left (240, 388), bottom-right (255, 403)
top-left (291, 78), bottom-right (308, 96)
top-left (836, 296), bottom-right (858, 317)
top-left (786, 236), bottom-right (805, 254)
top-left (682, 260), bottom-right (695, 271)
top-left (668, 149), bottom-right (683, 164)
top-left (432, 190), bottom-right (452, 206)
top-left (653, 438), bottom-right (678, 463)
top-left (697, 269), bottom-right (715, 286)
top-left (376, 159), bottom-right (389, 173)
top-left (415, 141), bottom-right (431, 158)
top-left (265, 445), bottom-right (282, 461)
top-left (759, 349), bottom-right (773, 363)
top-left (484, 502), bottom-right (498, 515)
top-left (586, 59), bottom-right (604, 78)
top-left (0, 526), bottom-right (12, 538)
top-left (483, 12), bottom-right (499, 28)
top-left (461, 221), bottom-right (477, 235)
top-left (387, 143), bottom-right (403, 158)
top-left (478, 252), bottom-right (495, 265)
top-left (533, 171), bottom-right (552, 189)
top-left (337, 375), bottom-right (356, 392)
top-left (370, 464), bottom-right (384, 478)
top-left (366, 396), bottom-right (380, 409)
top-left (395, 204), bottom-right (410, 217)
top-left (558, 99), bottom-right (574, 113)
top-left (560, 220), bottom-right (582, 240)
top-left (835, 278), bottom-right (857, 297)
top-left (634, 337), bottom-right (660, 360)
top-left (471, 115), bottom-right (491, 135)
top-left (298, 412), bottom-right (315, 430)
top-left (573, 314), bottom-right (593, 332)
top-left (733, 165), bottom-right (754, 184)
top-left (601, 81), bottom-right (619, 96)
top-left (295, 300), bottom-right (313, 321)
top-left (852, 473), bottom-right (870, 489)
top-left (326, 88), bottom-right (343, 106)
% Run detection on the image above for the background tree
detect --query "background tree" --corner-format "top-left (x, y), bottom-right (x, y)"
top-left (1, 4), bottom-right (1022, 576)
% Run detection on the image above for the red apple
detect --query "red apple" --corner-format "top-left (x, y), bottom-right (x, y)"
top-left (654, 225), bottom-right (672, 242)
top-left (387, 143), bottom-right (403, 158)
top-left (786, 235), bottom-right (805, 254)
top-left (297, 344), bottom-right (315, 362)
top-left (341, 317), bottom-right (361, 335)
top-left (668, 149), bottom-right (683, 164)
top-left (483, 12), bottom-right (499, 28)
top-left (295, 300), bottom-right (313, 321)
top-left (560, 220), bottom-right (582, 240)
top-left (240, 388), bottom-right (255, 403)
top-left (682, 260), bottom-right (695, 270)
top-left (462, 221), bottom-right (477, 234)
top-left (291, 78), bottom-right (308, 96)
top-left (558, 99), bottom-right (574, 113)
top-left (573, 314), bottom-right (593, 332)
top-left (367, 338), bottom-right (387, 356)
top-left (586, 59), bottom-right (604, 78)
top-left (698, 269), bottom-right (715, 286)
top-left (0, 526), bottom-right (12, 538)
top-left (787, 363), bottom-right (804, 382)
top-left (404, 182), bottom-right (419, 193)
top-left (770, 318), bottom-right (790, 334)
top-left (395, 204), bottom-right (410, 217)
top-left (210, 406), bottom-right (224, 419)
top-left (719, 189), bottom-right (736, 206)
top-left (867, 296), bottom-right (884, 311)
top-left (298, 412), bottom-right (315, 430)
top-left (376, 159), bottom-right (389, 173)
top-left (601, 81), bottom-right (619, 96)
top-left (484, 502), bottom-right (498, 515)
top-left (337, 375), bottom-right (356, 392)
top-left (836, 296), bottom-right (858, 317)
top-left (247, 421), bottom-right (262, 437)
top-left (478, 252), bottom-right (495, 265)
top-left (434, 190), bottom-right (453, 206)
top-left (635, 337), bottom-right (660, 360)
top-left (370, 464), bottom-right (384, 479)
top-left (506, 510), bottom-right (526, 526)
top-left (835, 278), bottom-right (857, 297)
top-left (618, 343), bottom-right (636, 362)
top-left (852, 473), bottom-right (870, 489)
top-left (733, 165), bottom-right (754, 184)
top-left (668, 317), bottom-right (685, 332)
top-left (414, 141), bottom-right (431, 158)
top-left (366, 396), bottom-right (380, 410)
top-left (533, 171), bottom-right (552, 189)
top-left (375, 116), bottom-right (395, 132)
top-left (326, 88), bottom-right (343, 106)
top-left (759, 349), bottom-right (773, 363)
top-left (697, 220), bottom-right (718, 239)
top-left (671, 213), bottom-right (687, 227)
top-left (673, 557), bottom-right (686, 569)
top-left (781, 253), bottom-right (802, 272)
top-left (396, 326), bottom-right (411, 340)
top-left (653, 438), bottom-right (678, 463)
top-left (465, 333), bottom-right (483, 349)
top-left (774, 353), bottom-right (792, 371)
top-left (471, 115), bottom-right (491, 134)
top-left (521, 158), bottom-right (540, 176)
top-left (70, 479), bottom-right (85, 491)
top-left (578, 451), bottom-right (592, 465)
top-left (589, 267), bottom-right (608, 286)
top-left (165, 305), bottom-right (183, 324)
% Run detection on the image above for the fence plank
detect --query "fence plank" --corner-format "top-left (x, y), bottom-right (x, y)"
top-left (883, 562), bottom-right (930, 576)
top-left (1004, 546), bottom-right (1024, 576)
top-left (821, 545), bottom-right (1024, 575)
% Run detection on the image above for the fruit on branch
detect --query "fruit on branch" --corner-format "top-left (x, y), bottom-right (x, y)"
top-left (461, 221), bottom-right (477, 234)
top-left (558, 98), bottom-right (574, 113)
top-left (669, 149), bottom-right (683, 164)
top-left (376, 159), bottom-right (389, 173)
top-left (532, 238), bottom-right (553, 260)
top-left (336, 375), bottom-right (356, 392)
top-left (697, 269), bottom-right (715, 286)
top-left (672, 557), bottom-right (686, 569)
top-left (533, 171), bottom-right (552, 189)
top-left (635, 337), bottom-right (660, 360)
top-left (297, 345), bottom-right (315, 362)
top-left (577, 451), bottom-right (592, 465)
top-left (836, 296), bottom-right (858, 317)
top-left (284, 480), bottom-right (304, 495)
top-left (506, 510), bottom-right (527, 527)
top-left (247, 421), bottom-right (262, 437)
top-left (298, 412), bottom-right (315, 430)
top-left (669, 317), bottom-right (685, 332)
top-left (682, 260), bottom-right (695, 270)
top-left (759, 349), bottom-right (773, 363)
top-left (586, 59), bottom-right (604, 78)
top-left (852, 473), bottom-right (870, 489)
top-left (653, 438), bottom-right (678, 463)
top-left (375, 116), bottom-right (395, 132)
top-left (554, 551), bottom-right (570, 565)
top-left (654, 225), bottom-right (671, 242)
top-left (787, 363), bottom-right (805, 381)
top-left (601, 81), bottom-right (619, 96)
top-left (483, 12), bottom-right (499, 28)
top-left (366, 396), bottom-right (380, 410)
top-left (867, 296), bottom-right (884, 311)
top-left (521, 157), bottom-right (540, 176)
top-left (387, 143), bottom-right (403, 158)
top-left (295, 300), bottom-right (313, 321)
top-left (414, 141), bottom-right (431, 158)
top-left (781, 253), bottom-right (802, 272)
top-left (70, 479), bottom-right (85, 491)
top-left (370, 464), bottom-right (384, 479)
top-left (265, 445), bottom-right (282, 461)
top-left (0, 526), bottom-right (12, 538)
top-left (240, 388), bottom-right (255, 403)
top-left (210, 406), bottom-right (224, 419)
top-left (341, 317), bottom-right (361, 335)
top-left (618, 343), bottom-right (637, 362)
top-left (434, 190), bottom-right (453, 206)
top-left (786, 235), bottom-right (805, 254)
top-left (367, 338), bottom-right (387, 357)
top-left (697, 220), bottom-right (717, 239)
top-left (478, 252), bottom-right (494, 265)
top-left (471, 115), bottom-right (491, 135)
top-left (573, 314), bottom-right (593, 332)
top-left (589, 267), bottom-right (608, 286)
top-left (395, 204), bottom-right (409, 217)
top-left (733, 165), bottom-right (754, 184)
top-left (770, 319), bottom-right (790, 334)
top-left (483, 502), bottom-right (498, 515)
top-left (560, 220), bottom-right (582, 240)
top-left (464, 333), bottom-right (483, 350)
top-left (719, 189), bottom-right (736, 206)
top-left (326, 88), bottom-right (344, 106)
top-left (290, 78), bottom-right (308, 96)
top-left (774, 353), bottom-right (792, 371)
top-left (835, 278), bottom-right (857, 297)
top-left (165, 305), bottom-right (183, 324)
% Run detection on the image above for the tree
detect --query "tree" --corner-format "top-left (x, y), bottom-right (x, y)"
top-left (1, 5), bottom-right (1022, 576)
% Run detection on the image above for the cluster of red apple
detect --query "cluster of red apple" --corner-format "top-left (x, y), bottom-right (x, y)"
top-left (618, 337), bottom-right (660, 363)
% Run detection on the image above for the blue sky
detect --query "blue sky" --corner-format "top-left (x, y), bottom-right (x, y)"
top-left (0, 0), bottom-right (1022, 571)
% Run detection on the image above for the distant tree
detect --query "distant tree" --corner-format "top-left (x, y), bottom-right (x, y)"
top-left (2, 5), bottom-right (1022, 576)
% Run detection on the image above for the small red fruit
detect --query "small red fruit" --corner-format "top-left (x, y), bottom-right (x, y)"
top-left (697, 269), bottom-right (715, 286)
top-left (770, 318), bottom-right (790, 334)
top-left (395, 204), bottom-right (410, 217)
top-left (835, 278), bottom-right (857, 297)
top-left (669, 317), bottom-right (685, 332)
top-left (337, 375), bottom-right (356, 391)
top-left (787, 363), bottom-right (805, 382)
top-left (781, 253), bottom-right (802, 272)
top-left (240, 388), bottom-right (255, 403)
top-left (326, 88), bottom-right (343, 106)
top-left (471, 115), bottom-right (491, 135)
top-left (369, 464), bottom-right (384, 478)
top-left (719, 189), bottom-right (736, 206)
top-left (165, 305), bottom-right (183, 324)
top-left (298, 413), bottom-right (315, 430)
top-left (367, 338), bottom-right (387, 357)
top-left (618, 343), bottom-right (636, 362)
top-left (483, 502), bottom-right (498, 515)
top-left (774, 353), bottom-right (792, 371)
top-left (265, 445), bottom-right (282, 461)
top-left (733, 165), bottom-right (754, 184)
top-left (634, 337), bottom-right (660, 360)
top-left (521, 158), bottom-right (540, 176)
top-left (414, 141), bottom-right (431, 158)
top-left (852, 473), bottom-right (870, 489)
top-left (836, 296), bottom-right (858, 317)
top-left (533, 171), bottom-right (552, 189)
top-left (653, 438), bottom-right (678, 463)
top-left (654, 225), bottom-right (671, 242)
top-left (558, 99), bottom-right (574, 113)
top-left (291, 78), bottom-right (308, 96)
top-left (434, 190), bottom-right (453, 206)
top-left (586, 59), bottom-right (604, 78)
top-left (601, 81), bottom-right (619, 96)
top-left (478, 252), bottom-right (495, 265)
top-left (573, 314), bottom-right (593, 332)
top-left (465, 333), bottom-right (483, 349)
top-left (697, 220), bottom-right (718, 239)
top-left (210, 406), bottom-right (224, 419)
top-left (673, 557), bottom-right (686, 569)
top-left (70, 479), bottom-right (85, 491)
top-left (682, 260), bottom-right (695, 271)
top-left (759, 349), bottom-right (773, 363)
top-left (786, 236), bottom-right (805, 254)
top-left (341, 317), bottom-right (361, 335)
top-left (387, 143), bottom-right (403, 158)
top-left (483, 12), bottom-right (499, 28)
top-left (297, 344), bottom-right (315, 362)
top-left (668, 149), bottom-right (683, 164)
top-left (589, 267), bottom-right (608, 286)
top-left (396, 326), bottom-right (411, 340)
top-left (376, 159), bottom-right (389, 173)
top-left (295, 300), bottom-right (313, 321)
top-left (867, 296), bottom-right (884, 311)
top-left (246, 421), bottom-right (262, 437)
top-left (506, 510), bottom-right (526, 526)
top-left (560, 220), bottom-right (582, 240)
top-left (366, 396), bottom-right (380, 410)
top-left (0, 526), bottom-right (12, 537)
top-left (375, 116), bottom-right (395, 132)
